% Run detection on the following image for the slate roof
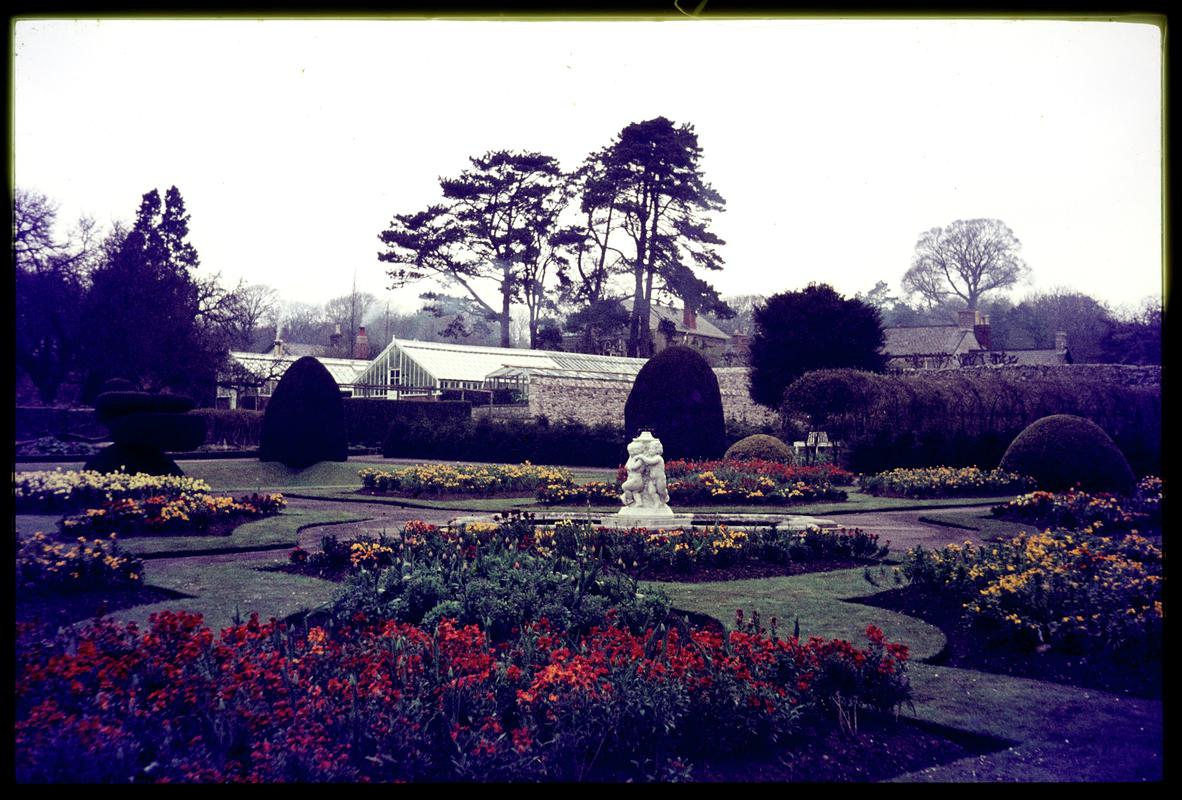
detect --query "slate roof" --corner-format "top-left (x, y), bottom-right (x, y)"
top-left (882, 326), bottom-right (982, 357)
top-left (265, 342), bottom-right (330, 358)
top-left (621, 299), bottom-right (732, 341)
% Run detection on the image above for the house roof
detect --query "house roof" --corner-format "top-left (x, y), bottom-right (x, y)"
top-left (226, 352), bottom-right (372, 386)
top-left (621, 299), bottom-right (732, 341)
top-left (265, 341), bottom-right (331, 358)
top-left (882, 326), bottom-right (982, 357)
top-left (1004, 349), bottom-right (1071, 366)
top-left (386, 339), bottom-right (649, 384)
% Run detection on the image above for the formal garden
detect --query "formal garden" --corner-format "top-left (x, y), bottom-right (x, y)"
top-left (13, 352), bottom-right (1164, 782)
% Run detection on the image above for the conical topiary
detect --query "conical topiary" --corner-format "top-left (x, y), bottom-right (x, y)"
top-left (999, 414), bottom-right (1135, 494)
top-left (624, 345), bottom-right (727, 461)
top-left (259, 356), bottom-right (348, 468)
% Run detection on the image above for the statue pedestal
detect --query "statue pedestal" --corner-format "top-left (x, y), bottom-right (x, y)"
top-left (604, 506), bottom-right (695, 531)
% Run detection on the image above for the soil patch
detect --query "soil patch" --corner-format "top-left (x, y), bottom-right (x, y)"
top-left (851, 586), bottom-right (1161, 699)
top-left (634, 557), bottom-right (882, 584)
top-left (17, 585), bottom-right (192, 631)
top-left (683, 715), bottom-right (1009, 783)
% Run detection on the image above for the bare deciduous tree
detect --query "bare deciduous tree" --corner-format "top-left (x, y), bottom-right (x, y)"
top-left (902, 218), bottom-right (1030, 310)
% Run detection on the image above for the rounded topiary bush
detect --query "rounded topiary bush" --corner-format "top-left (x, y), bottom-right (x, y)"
top-left (999, 414), bottom-right (1135, 494)
top-left (725, 434), bottom-right (792, 462)
top-left (260, 356), bottom-right (348, 468)
top-left (624, 345), bottom-right (726, 461)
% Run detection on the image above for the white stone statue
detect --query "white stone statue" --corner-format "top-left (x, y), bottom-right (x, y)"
top-left (619, 431), bottom-right (673, 517)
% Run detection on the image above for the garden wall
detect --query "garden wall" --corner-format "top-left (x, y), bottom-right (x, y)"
top-left (528, 368), bottom-right (777, 429)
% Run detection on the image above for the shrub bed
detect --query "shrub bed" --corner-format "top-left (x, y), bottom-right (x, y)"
top-left (14, 470), bottom-right (212, 513)
top-left (16, 532), bottom-right (144, 593)
top-left (359, 463), bottom-right (574, 497)
top-left (15, 508), bottom-right (910, 783)
top-left (991, 476), bottom-right (1162, 535)
top-left (900, 531), bottom-right (1162, 656)
top-left (58, 493), bottom-right (286, 537)
top-left (859, 467), bottom-right (1035, 499)
top-left (536, 460), bottom-right (856, 507)
top-left (655, 459), bottom-right (852, 505)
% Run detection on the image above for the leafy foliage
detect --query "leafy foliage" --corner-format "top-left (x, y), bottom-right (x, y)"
top-left (724, 434), bottom-right (792, 462)
top-left (624, 345), bottom-right (727, 460)
top-left (259, 357), bottom-right (348, 468)
top-left (748, 284), bottom-right (886, 409)
top-left (1000, 415), bottom-right (1136, 494)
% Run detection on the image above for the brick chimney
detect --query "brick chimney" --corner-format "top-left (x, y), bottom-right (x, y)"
top-left (1054, 331), bottom-right (1068, 351)
top-left (353, 326), bottom-right (369, 360)
top-left (974, 313), bottom-right (992, 351)
top-left (957, 309), bottom-right (981, 330)
top-left (682, 305), bottom-right (697, 330)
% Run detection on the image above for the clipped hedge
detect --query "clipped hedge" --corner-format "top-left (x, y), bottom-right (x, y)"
top-left (384, 416), bottom-right (625, 467)
top-left (259, 357), bottom-right (348, 468)
top-left (725, 434), bottom-right (792, 462)
top-left (784, 367), bottom-right (1160, 475)
top-left (191, 408), bottom-right (265, 448)
top-left (624, 345), bottom-right (727, 461)
top-left (344, 398), bottom-right (472, 446)
top-left (94, 392), bottom-right (196, 422)
top-left (1000, 415), bottom-right (1136, 494)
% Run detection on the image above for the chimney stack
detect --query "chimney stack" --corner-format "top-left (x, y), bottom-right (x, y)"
top-left (957, 309), bottom-right (980, 330)
top-left (1055, 331), bottom-right (1068, 351)
top-left (353, 326), bottom-right (369, 360)
top-left (682, 305), bottom-right (697, 330)
top-left (974, 313), bottom-right (992, 351)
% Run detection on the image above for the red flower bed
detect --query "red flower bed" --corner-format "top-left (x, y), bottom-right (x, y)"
top-left (15, 610), bottom-right (909, 782)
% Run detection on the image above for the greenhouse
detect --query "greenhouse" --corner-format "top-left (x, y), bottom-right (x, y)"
top-left (353, 338), bottom-right (647, 402)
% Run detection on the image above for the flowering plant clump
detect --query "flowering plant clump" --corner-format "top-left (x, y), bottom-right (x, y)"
top-left (360, 463), bottom-right (574, 496)
top-left (58, 492), bottom-right (286, 536)
top-left (992, 476), bottom-right (1162, 535)
top-left (16, 532), bottom-right (144, 593)
top-left (14, 469), bottom-right (212, 513)
top-left (15, 608), bottom-right (910, 782)
top-left (575, 458), bottom-right (852, 507)
top-left (903, 531), bottom-right (1162, 655)
top-left (535, 480), bottom-right (619, 506)
top-left (860, 467), bottom-right (1035, 499)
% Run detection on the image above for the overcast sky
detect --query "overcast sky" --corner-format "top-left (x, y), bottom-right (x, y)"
top-left (13, 17), bottom-right (1164, 319)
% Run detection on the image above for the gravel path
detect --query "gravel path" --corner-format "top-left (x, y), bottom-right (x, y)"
top-left (821, 505), bottom-right (996, 553)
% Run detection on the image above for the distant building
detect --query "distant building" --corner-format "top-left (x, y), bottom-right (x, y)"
top-left (563, 299), bottom-right (733, 366)
top-left (882, 310), bottom-right (1070, 370)
top-left (216, 328), bottom-right (372, 409)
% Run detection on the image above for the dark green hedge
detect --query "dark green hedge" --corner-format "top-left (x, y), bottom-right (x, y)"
top-left (1000, 415), bottom-right (1136, 494)
top-left (344, 399), bottom-right (472, 446)
top-left (260, 357), bottom-right (348, 468)
top-left (384, 416), bottom-right (627, 467)
top-left (94, 391), bottom-right (196, 422)
top-left (624, 346), bottom-right (727, 461)
top-left (784, 368), bottom-right (1160, 476)
top-left (190, 409), bottom-right (265, 448)
top-left (106, 413), bottom-right (206, 452)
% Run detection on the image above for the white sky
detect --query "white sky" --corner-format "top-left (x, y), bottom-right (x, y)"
top-left (12, 17), bottom-right (1165, 316)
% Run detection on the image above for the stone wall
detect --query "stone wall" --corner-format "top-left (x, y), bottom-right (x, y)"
top-left (528, 368), bottom-right (778, 429)
top-left (928, 364), bottom-right (1161, 387)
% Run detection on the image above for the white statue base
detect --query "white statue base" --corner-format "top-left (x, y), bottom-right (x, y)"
top-left (605, 431), bottom-right (696, 530)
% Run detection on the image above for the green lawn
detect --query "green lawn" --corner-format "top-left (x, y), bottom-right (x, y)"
top-left (650, 565), bottom-right (1162, 782)
top-left (915, 508), bottom-right (1041, 539)
top-left (119, 509), bottom-right (367, 557)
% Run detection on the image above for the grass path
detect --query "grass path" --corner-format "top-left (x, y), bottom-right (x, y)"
top-left (650, 566), bottom-right (1163, 782)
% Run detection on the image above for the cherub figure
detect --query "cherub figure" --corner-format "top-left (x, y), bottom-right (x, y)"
top-left (641, 438), bottom-right (669, 507)
top-left (620, 438), bottom-right (648, 507)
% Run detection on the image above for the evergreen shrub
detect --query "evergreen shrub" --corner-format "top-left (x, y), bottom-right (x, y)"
top-left (785, 368), bottom-right (1159, 475)
top-left (624, 345), bottom-right (727, 461)
top-left (345, 398), bottom-right (471, 446)
top-left (190, 409), bottom-right (264, 448)
top-left (999, 414), bottom-right (1136, 494)
top-left (383, 416), bottom-right (624, 467)
top-left (259, 356), bottom-right (348, 468)
top-left (724, 433), bottom-right (792, 462)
